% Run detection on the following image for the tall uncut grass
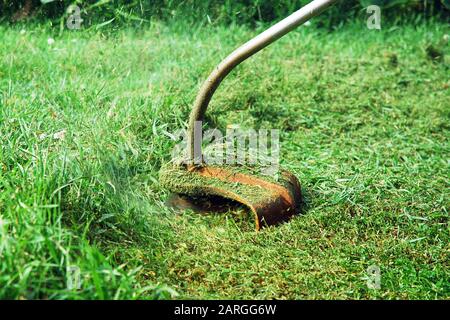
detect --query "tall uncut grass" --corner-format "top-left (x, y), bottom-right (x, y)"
top-left (1, 0), bottom-right (449, 26)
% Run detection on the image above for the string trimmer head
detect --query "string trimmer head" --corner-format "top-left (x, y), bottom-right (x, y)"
top-left (160, 163), bottom-right (302, 230)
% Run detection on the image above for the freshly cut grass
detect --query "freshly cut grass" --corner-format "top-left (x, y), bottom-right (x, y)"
top-left (0, 20), bottom-right (448, 299)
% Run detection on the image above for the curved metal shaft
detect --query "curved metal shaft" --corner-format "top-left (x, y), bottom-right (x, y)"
top-left (187, 0), bottom-right (338, 163)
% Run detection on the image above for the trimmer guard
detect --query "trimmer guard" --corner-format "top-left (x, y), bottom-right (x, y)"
top-left (160, 164), bottom-right (302, 230)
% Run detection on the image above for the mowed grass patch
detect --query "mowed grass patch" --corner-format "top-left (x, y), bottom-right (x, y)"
top-left (0, 20), bottom-right (448, 299)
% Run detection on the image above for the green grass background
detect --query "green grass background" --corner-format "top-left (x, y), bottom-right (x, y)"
top-left (2, 0), bottom-right (449, 26)
top-left (0, 18), bottom-right (448, 299)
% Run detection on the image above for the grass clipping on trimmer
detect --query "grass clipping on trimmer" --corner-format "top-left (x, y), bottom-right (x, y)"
top-left (159, 162), bottom-right (302, 230)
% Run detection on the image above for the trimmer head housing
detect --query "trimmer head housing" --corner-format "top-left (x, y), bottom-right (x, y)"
top-left (160, 164), bottom-right (302, 230)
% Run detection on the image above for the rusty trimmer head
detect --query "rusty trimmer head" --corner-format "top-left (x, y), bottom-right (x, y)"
top-left (160, 163), bottom-right (302, 230)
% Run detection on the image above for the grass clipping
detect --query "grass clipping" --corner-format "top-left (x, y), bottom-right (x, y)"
top-left (159, 162), bottom-right (294, 205)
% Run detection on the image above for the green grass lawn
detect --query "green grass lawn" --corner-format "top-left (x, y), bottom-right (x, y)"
top-left (0, 20), bottom-right (448, 299)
